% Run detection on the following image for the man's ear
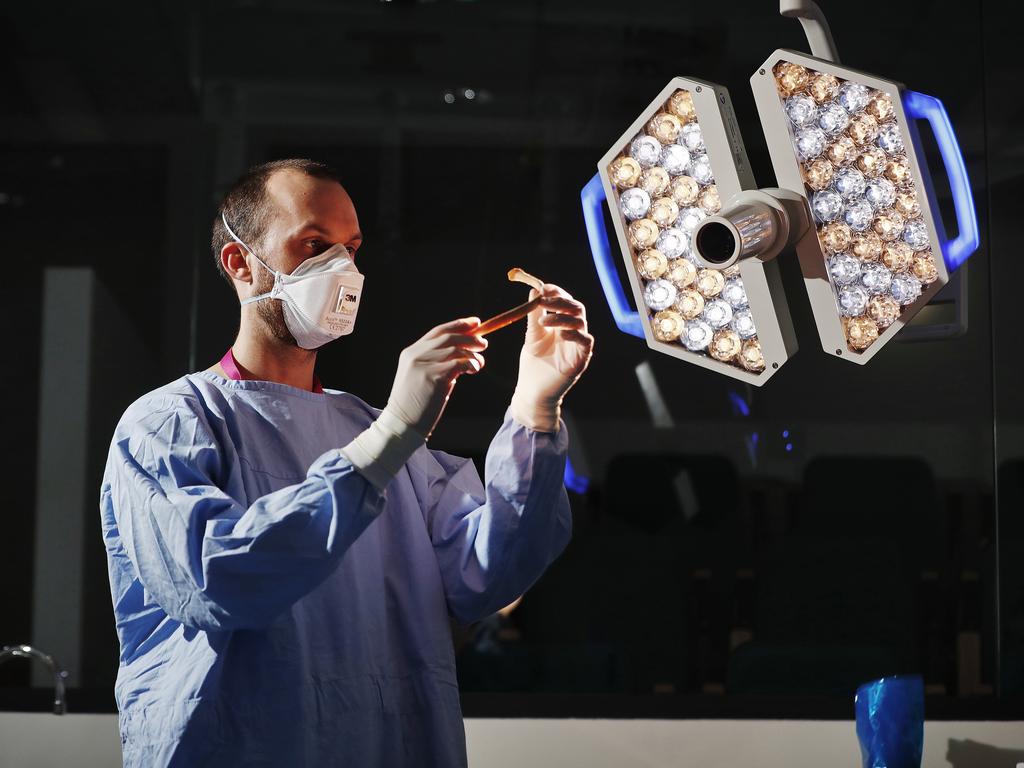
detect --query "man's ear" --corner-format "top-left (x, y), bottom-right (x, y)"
top-left (221, 242), bottom-right (253, 285)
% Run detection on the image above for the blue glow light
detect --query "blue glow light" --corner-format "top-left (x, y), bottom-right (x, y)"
top-left (902, 90), bottom-right (979, 272)
top-left (782, 429), bottom-right (790, 438)
top-left (581, 173), bottom-right (644, 338)
top-left (745, 431), bottom-right (760, 468)
top-left (563, 456), bottom-right (590, 495)
top-left (728, 390), bottom-right (751, 417)
top-left (785, 443), bottom-right (793, 453)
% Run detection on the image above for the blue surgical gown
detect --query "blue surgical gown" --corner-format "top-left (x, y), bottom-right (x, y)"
top-left (99, 372), bottom-right (572, 767)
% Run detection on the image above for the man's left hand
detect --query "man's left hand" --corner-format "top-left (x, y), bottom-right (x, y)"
top-left (508, 283), bottom-right (595, 433)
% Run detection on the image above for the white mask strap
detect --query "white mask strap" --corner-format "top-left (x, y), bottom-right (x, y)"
top-left (222, 213), bottom-right (278, 305)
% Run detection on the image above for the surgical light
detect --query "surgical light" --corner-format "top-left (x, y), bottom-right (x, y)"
top-left (583, 78), bottom-right (804, 385)
top-left (750, 1), bottom-right (979, 361)
top-left (582, 0), bottom-right (978, 380)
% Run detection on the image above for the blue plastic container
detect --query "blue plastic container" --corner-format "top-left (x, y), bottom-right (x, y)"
top-left (855, 674), bottom-right (924, 768)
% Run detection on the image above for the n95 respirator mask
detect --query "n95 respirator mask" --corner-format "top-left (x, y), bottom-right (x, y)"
top-left (222, 213), bottom-right (365, 350)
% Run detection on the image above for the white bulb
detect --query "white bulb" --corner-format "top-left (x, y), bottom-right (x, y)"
top-left (678, 122), bottom-right (705, 152)
top-left (731, 308), bottom-right (757, 339)
top-left (812, 190), bottom-right (844, 223)
top-left (844, 199), bottom-right (874, 231)
top-left (890, 274), bottom-right (922, 305)
top-left (683, 319), bottom-right (714, 351)
top-left (643, 279), bottom-right (678, 311)
top-left (864, 178), bottom-right (896, 210)
top-left (721, 278), bottom-right (748, 308)
top-left (785, 95), bottom-right (818, 127)
top-left (817, 102), bottom-right (850, 136)
top-left (677, 206), bottom-right (706, 232)
top-left (656, 227), bottom-right (690, 258)
top-left (687, 153), bottom-right (714, 185)
top-left (838, 284), bottom-right (869, 316)
top-left (838, 83), bottom-right (872, 114)
top-left (660, 144), bottom-right (691, 176)
top-left (834, 168), bottom-right (866, 200)
top-left (877, 124), bottom-right (904, 154)
top-left (630, 135), bottom-right (663, 168)
top-left (829, 253), bottom-right (862, 285)
top-left (703, 299), bottom-right (733, 329)
top-left (861, 263), bottom-right (893, 294)
top-left (903, 219), bottom-right (930, 250)
top-left (795, 127), bottom-right (827, 161)
top-left (619, 188), bottom-right (651, 220)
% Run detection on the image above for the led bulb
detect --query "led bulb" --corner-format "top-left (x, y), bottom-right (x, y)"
top-left (703, 298), bottom-right (734, 329)
top-left (683, 319), bottom-right (715, 351)
top-left (860, 263), bottom-right (893, 295)
top-left (644, 279), bottom-right (678, 311)
top-left (785, 95), bottom-right (818, 127)
top-left (656, 227), bottom-right (690, 258)
top-left (877, 123), bottom-right (904, 154)
top-left (837, 82), bottom-right (872, 114)
top-left (817, 102), bottom-right (850, 136)
top-left (678, 122), bottom-right (705, 152)
top-left (630, 135), bottom-right (663, 168)
top-left (834, 167), bottom-right (866, 199)
top-left (721, 278), bottom-right (749, 308)
top-left (636, 249), bottom-right (669, 279)
top-left (828, 253), bottom-right (862, 285)
top-left (838, 284), bottom-right (870, 316)
top-left (732, 308), bottom-right (758, 339)
top-left (812, 189), bottom-right (844, 222)
top-left (864, 178), bottom-right (896, 210)
top-left (619, 188), bottom-right (651, 220)
top-left (844, 199), bottom-right (874, 231)
top-left (890, 273), bottom-right (922, 305)
top-left (795, 127), bottom-right (827, 160)
top-left (677, 206), bottom-right (707, 232)
top-left (661, 144), bottom-right (692, 176)
top-left (903, 218), bottom-right (930, 250)
top-left (687, 153), bottom-right (715, 185)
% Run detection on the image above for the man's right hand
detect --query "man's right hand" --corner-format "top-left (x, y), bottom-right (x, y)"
top-left (384, 317), bottom-right (487, 440)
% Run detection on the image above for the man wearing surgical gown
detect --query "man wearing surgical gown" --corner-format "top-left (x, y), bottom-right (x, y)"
top-left (100, 158), bottom-right (594, 766)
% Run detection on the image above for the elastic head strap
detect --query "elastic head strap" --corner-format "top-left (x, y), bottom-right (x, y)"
top-left (222, 213), bottom-right (278, 305)
top-left (222, 212), bottom-right (275, 274)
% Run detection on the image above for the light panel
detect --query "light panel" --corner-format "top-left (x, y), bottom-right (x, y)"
top-left (751, 50), bottom-right (978, 362)
top-left (586, 77), bottom-right (796, 385)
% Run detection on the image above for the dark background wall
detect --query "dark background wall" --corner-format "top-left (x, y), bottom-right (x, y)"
top-left (0, 0), bottom-right (1020, 716)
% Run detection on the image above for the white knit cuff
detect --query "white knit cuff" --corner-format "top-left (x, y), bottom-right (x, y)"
top-left (340, 407), bottom-right (426, 490)
top-left (509, 390), bottom-right (561, 434)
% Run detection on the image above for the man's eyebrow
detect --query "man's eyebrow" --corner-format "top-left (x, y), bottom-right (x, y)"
top-left (293, 222), bottom-right (362, 242)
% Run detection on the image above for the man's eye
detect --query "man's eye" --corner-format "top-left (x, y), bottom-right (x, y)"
top-left (305, 239), bottom-right (330, 255)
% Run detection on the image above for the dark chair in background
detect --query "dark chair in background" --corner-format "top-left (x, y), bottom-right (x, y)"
top-left (592, 453), bottom-right (743, 694)
top-left (729, 456), bottom-right (940, 696)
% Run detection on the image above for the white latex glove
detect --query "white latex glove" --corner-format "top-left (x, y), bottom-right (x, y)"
top-left (342, 317), bottom-right (486, 489)
top-left (385, 316), bottom-right (488, 439)
top-left (509, 284), bottom-right (595, 433)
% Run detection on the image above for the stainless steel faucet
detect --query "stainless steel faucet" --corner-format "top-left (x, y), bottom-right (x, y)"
top-left (0, 644), bottom-right (68, 715)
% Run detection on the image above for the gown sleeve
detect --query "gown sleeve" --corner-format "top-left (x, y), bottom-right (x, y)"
top-left (414, 406), bottom-right (573, 624)
top-left (100, 393), bottom-right (386, 632)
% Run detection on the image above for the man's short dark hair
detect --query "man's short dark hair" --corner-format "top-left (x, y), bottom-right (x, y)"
top-left (211, 158), bottom-right (343, 285)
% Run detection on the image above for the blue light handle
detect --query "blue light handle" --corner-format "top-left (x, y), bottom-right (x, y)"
top-left (581, 173), bottom-right (644, 338)
top-left (902, 90), bottom-right (979, 272)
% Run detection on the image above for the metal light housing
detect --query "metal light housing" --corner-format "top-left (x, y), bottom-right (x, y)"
top-left (750, 43), bottom-right (979, 362)
top-left (582, 77), bottom-right (799, 386)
